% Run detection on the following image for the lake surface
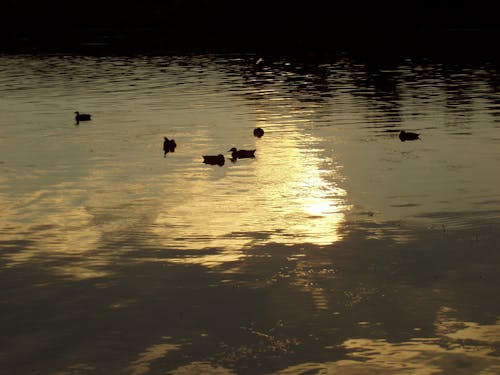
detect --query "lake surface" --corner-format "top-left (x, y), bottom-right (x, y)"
top-left (1, 52), bottom-right (499, 374)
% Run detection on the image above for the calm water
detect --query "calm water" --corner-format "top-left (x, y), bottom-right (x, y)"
top-left (1, 53), bottom-right (499, 374)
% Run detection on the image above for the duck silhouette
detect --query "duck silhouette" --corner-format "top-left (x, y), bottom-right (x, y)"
top-left (229, 147), bottom-right (256, 159)
top-left (163, 137), bottom-right (177, 156)
top-left (253, 127), bottom-right (264, 138)
top-left (75, 111), bottom-right (91, 124)
top-left (399, 130), bottom-right (420, 142)
top-left (203, 154), bottom-right (225, 166)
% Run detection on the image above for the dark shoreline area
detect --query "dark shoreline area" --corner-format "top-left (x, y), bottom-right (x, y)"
top-left (2, 28), bottom-right (500, 62)
top-left (2, 1), bottom-right (499, 58)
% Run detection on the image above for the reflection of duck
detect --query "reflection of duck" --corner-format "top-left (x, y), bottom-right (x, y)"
top-left (75, 111), bottom-right (91, 124)
top-left (399, 130), bottom-right (420, 142)
top-left (229, 147), bottom-right (256, 159)
top-left (253, 127), bottom-right (264, 138)
top-left (163, 137), bottom-right (177, 156)
top-left (203, 154), bottom-right (225, 166)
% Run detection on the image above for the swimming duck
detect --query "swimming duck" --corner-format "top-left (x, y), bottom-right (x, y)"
top-left (253, 127), bottom-right (264, 138)
top-left (203, 154), bottom-right (225, 166)
top-left (229, 147), bottom-right (256, 159)
top-left (399, 130), bottom-right (420, 142)
top-left (75, 111), bottom-right (91, 124)
top-left (163, 137), bottom-right (177, 156)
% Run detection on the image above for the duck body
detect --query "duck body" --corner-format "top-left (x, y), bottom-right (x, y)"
top-left (75, 111), bottom-right (91, 124)
top-left (203, 154), bottom-right (225, 166)
top-left (399, 130), bottom-right (420, 142)
top-left (229, 147), bottom-right (256, 159)
top-left (253, 127), bottom-right (264, 138)
top-left (163, 137), bottom-right (177, 156)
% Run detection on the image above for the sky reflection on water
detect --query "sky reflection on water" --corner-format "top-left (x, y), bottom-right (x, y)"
top-left (0, 53), bottom-right (499, 374)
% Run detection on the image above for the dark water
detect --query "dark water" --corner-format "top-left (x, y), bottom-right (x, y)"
top-left (1, 53), bottom-right (499, 374)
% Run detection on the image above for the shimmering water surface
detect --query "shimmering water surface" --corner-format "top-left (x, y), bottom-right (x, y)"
top-left (1, 53), bottom-right (499, 374)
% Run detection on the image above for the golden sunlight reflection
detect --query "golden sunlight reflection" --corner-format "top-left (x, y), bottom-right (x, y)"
top-left (273, 312), bottom-right (500, 374)
top-left (0, 62), bottom-right (353, 274)
top-left (152, 91), bottom-right (350, 266)
top-left (129, 338), bottom-right (180, 375)
top-left (333, 306), bottom-right (500, 374)
top-left (0, 187), bottom-right (101, 269)
top-left (0, 164), bottom-right (163, 278)
top-left (170, 362), bottom-right (236, 375)
top-left (436, 306), bottom-right (500, 345)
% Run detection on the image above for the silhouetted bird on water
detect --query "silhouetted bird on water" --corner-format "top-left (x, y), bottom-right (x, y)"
top-left (399, 130), bottom-right (420, 142)
top-left (75, 111), bottom-right (91, 124)
top-left (229, 147), bottom-right (256, 159)
top-left (163, 137), bottom-right (177, 156)
top-left (203, 154), bottom-right (225, 166)
top-left (253, 127), bottom-right (264, 138)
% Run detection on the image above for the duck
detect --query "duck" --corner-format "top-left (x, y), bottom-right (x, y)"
top-left (203, 154), bottom-right (225, 166)
top-left (253, 127), bottom-right (264, 138)
top-left (163, 137), bottom-right (177, 156)
top-left (399, 130), bottom-right (420, 142)
top-left (75, 111), bottom-right (91, 124)
top-left (229, 147), bottom-right (256, 159)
